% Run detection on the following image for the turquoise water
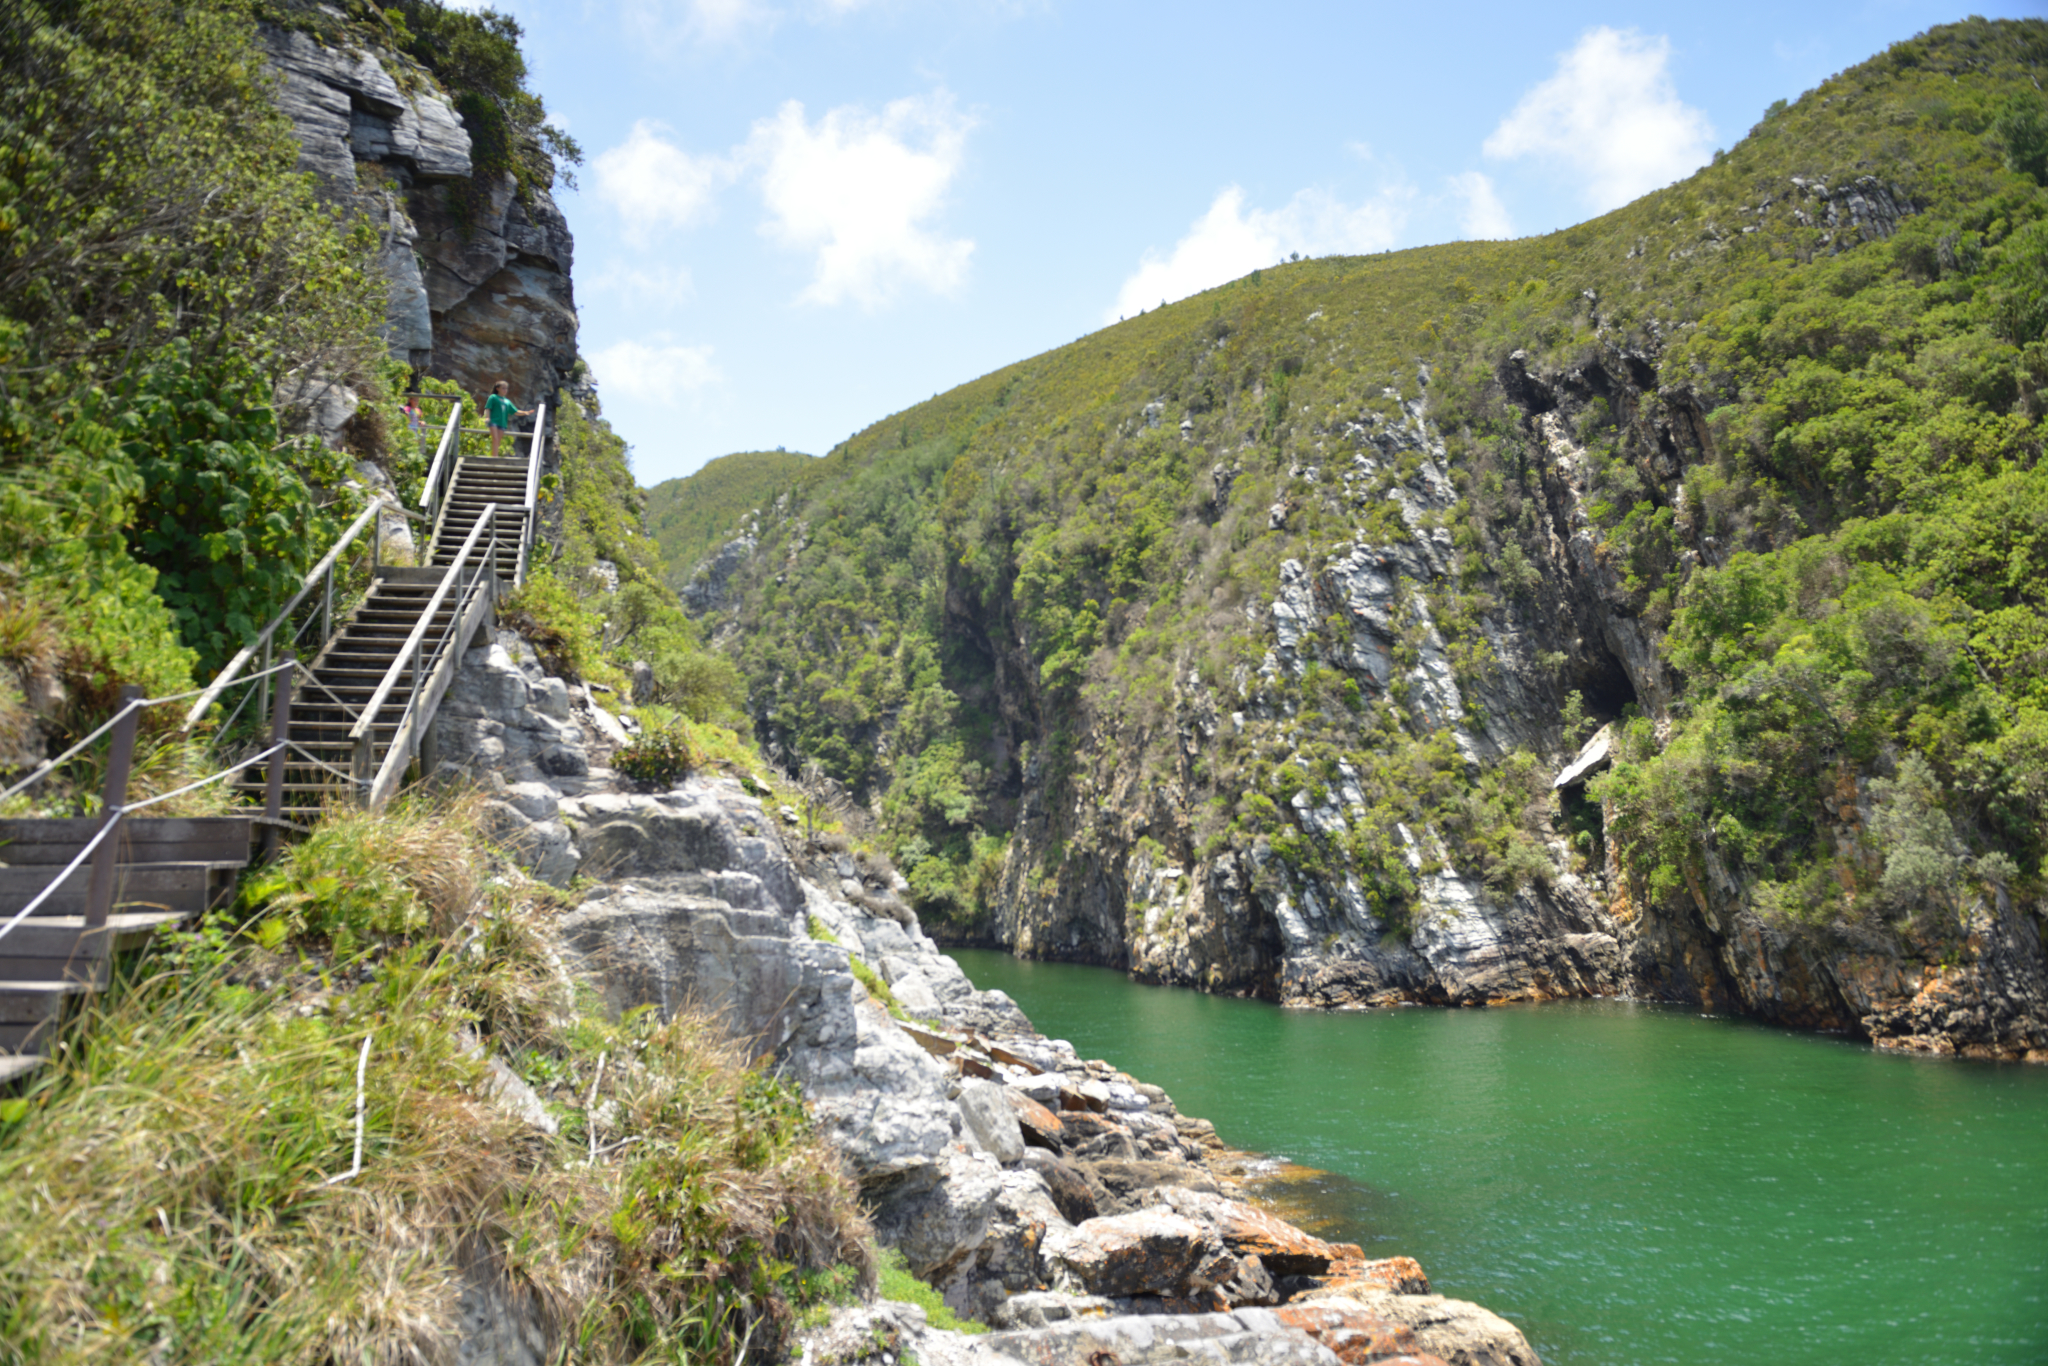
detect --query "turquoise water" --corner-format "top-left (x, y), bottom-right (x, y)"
top-left (946, 948), bottom-right (2048, 1366)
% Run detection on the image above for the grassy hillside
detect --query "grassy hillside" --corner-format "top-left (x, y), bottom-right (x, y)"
top-left (646, 449), bottom-right (816, 593)
top-left (0, 796), bottom-right (870, 1363)
top-left (716, 17), bottom-right (2048, 948)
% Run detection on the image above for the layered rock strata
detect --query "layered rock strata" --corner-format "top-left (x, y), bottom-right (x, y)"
top-left (260, 25), bottom-right (578, 419)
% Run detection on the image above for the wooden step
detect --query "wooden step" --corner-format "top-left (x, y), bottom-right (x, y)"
top-left (0, 909), bottom-right (187, 982)
top-left (0, 862), bottom-right (244, 918)
top-left (0, 980), bottom-right (90, 1049)
top-left (0, 818), bottom-right (253, 868)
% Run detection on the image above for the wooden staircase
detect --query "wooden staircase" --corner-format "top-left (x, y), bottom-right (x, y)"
top-left (217, 402), bottom-right (545, 818)
top-left (429, 455), bottom-right (530, 583)
top-left (0, 820), bottom-right (252, 1083)
top-left (240, 572), bottom-right (458, 822)
top-left (0, 399), bottom-right (552, 1084)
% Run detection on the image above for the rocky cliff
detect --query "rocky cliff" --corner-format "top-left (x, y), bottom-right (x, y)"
top-left (261, 23), bottom-right (578, 416)
top-left (987, 324), bottom-right (2047, 1063)
top-left (696, 21), bottom-right (2048, 1065)
top-left (424, 632), bottom-right (1543, 1364)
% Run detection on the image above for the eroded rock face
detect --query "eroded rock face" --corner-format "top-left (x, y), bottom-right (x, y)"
top-left (260, 24), bottom-right (578, 415)
top-left (958, 322), bottom-right (2048, 1061)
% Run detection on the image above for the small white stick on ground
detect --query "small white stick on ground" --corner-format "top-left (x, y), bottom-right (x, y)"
top-left (321, 1034), bottom-right (373, 1187)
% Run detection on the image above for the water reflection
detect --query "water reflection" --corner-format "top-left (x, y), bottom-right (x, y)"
top-left (947, 949), bottom-right (2048, 1366)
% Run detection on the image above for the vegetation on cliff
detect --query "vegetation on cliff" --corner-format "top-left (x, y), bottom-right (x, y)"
top-left (0, 0), bottom-right (385, 721)
top-left (709, 19), bottom-right (2048, 965)
top-left (645, 449), bottom-right (817, 595)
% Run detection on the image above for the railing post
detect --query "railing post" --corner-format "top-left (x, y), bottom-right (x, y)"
top-left (263, 657), bottom-right (293, 860)
top-left (352, 731), bottom-right (374, 808)
top-left (321, 563), bottom-right (334, 646)
top-left (258, 635), bottom-right (273, 732)
top-left (84, 687), bottom-right (141, 932)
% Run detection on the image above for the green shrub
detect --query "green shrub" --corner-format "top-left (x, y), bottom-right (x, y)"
top-left (612, 723), bottom-right (703, 788)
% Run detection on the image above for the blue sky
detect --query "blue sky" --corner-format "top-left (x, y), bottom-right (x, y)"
top-left (482, 1), bottom-right (2044, 485)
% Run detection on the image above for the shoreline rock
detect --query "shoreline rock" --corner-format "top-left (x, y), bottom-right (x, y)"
top-left (429, 640), bottom-right (1544, 1364)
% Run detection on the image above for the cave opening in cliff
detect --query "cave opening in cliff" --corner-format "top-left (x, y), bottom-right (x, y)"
top-left (1574, 642), bottom-right (1638, 725)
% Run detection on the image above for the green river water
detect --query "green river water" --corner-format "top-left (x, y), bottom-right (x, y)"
top-left (945, 948), bottom-right (2048, 1366)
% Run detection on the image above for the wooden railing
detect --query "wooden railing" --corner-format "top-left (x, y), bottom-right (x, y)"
top-left (351, 505), bottom-right (505, 809)
top-left (0, 672), bottom-right (291, 946)
top-left (180, 501), bottom-right (384, 737)
top-left (517, 402), bottom-right (547, 586)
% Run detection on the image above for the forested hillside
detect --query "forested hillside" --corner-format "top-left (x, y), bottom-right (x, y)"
top-left (646, 449), bottom-right (816, 595)
top-left (703, 18), bottom-right (2048, 1054)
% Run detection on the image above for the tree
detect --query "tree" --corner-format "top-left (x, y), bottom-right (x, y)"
top-left (1866, 753), bottom-right (2015, 933)
top-left (1992, 92), bottom-right (2048, 185)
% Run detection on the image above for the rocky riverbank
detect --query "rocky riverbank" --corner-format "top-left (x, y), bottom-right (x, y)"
top-left (428, 633), bottom-right (1542, 1365)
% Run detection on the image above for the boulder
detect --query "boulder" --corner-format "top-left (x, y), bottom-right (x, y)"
top-left (1080, 1160), bottom-right (1216, 1216)
top-left (1275, 1296), bottom-right (1537, 1366)
top-left (1018, 1150), bottom-right (1097, 1226)
top-left (1042, 1210), bottom-right (1238, 1301)
top-left (1311, 1255), bottom-right (1432, 1298)
top-left (1057, 1111), bottom-right (1140, 1162)
top-left (988, 1290), bottom-right (1116, 1331)
top-left (871, 1147), bottom-right (1071, 1320)
top-left (1009, 1090), bottom-right (1066, 1150)
top-left (958, 1079), bottom-right (1026, 1164)
top-left (976, 1308), bottom-right (1347, 1366)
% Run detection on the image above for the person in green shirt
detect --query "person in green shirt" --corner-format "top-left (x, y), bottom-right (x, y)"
top-left (484, 380), bottom-right (531, 458)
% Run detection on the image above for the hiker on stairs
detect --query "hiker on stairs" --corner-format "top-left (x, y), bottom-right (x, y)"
top-left (485, 380), bottom-right (531, 458)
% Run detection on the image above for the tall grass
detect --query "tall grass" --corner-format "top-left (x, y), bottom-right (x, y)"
top-left (0, 796), bottom-right (870, 1364)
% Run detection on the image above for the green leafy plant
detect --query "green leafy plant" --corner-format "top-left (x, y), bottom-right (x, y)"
top-left (612, 722), bottom-right (703, 788)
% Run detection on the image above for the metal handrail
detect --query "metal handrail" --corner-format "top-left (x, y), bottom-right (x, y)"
top-left (420, 401), bottom-right (462, 526)
top-left (180, 501), bottom-right (382, 734)
top-left (350, 504), bottom-right (502, 806)
top-left (518, 402), bottom-right (547, 586)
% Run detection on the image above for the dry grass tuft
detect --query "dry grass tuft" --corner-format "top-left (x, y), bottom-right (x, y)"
top-left (0, 794), bottom-right (872, 1364)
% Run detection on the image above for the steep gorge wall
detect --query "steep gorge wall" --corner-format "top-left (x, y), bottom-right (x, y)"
top-left (703, 159), bottom-right (2048, 1062)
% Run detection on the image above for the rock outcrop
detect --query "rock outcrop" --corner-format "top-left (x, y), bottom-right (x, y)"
top-left (260, 24), bottom-right (578, 419)
top-left (426, 634), bottom-right (1544, 1364)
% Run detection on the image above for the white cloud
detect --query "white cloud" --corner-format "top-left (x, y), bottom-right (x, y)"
top-left (587, 261), bottom-right (697, 306)
top-left (1107, 184), bottom-right (1411, 322)
top-left (1483, 27), bottom-right (1714, 212)
top-left (621, 0), bottom-right (776, 52)
top-left (746, 92), bottom-right (975, 308)
top-left (593, 120), bottom-right (736, 241)
top-left (587, 340), bottom-right (723, 402)
top-left (1447, 172), bottom-right (1513, 240)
